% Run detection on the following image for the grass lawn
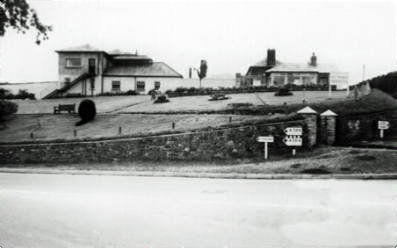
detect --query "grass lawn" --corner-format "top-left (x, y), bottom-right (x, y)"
top-left (3, 147), bottom-right (396, 175)
top-left (13, 95), bottom-right (151, 114)
top-left (0, 114), bottom-right (268, 143)
top-left (120, 91), bottom-right (347, 113)
top-left (12, 91), bottom-right (347, 114)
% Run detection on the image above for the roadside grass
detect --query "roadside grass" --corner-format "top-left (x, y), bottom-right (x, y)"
top-left (2, 147), bottom-right (396, 174)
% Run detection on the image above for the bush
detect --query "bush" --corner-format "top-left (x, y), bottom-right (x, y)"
top-left (227, 102), bottom-right (254, 109)
top-left (76, 99), bottom-right (96, 126)
top-left (187, 87), bottom-right (196, 93)
top-left (0, 100), bottom-right (18, 126)
top-left (275, 86), bottom-right (293, 96)
top-left (175, 87), bottom-right (188, 94)
top-left (5, 89), bottom-right (36, 100)
top-left (97, 90), bottom-right (139, 97)
top-left (154, 94), bottom-right (170, 104)
top-left (126, 90), bottom-right (138, 95)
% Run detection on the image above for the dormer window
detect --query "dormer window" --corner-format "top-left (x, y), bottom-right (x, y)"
top-left (66, 58), bottom-right (82, 68)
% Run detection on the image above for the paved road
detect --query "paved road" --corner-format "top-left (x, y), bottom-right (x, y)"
top-left (1, 173), bottom-right (395, 247)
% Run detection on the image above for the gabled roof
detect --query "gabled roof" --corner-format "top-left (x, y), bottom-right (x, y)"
top-left (266, 63), bottom-right (339, 73)
top-left (103, 62), bottom-right (183, 78)
top-left (297, 106), bottom-right (318, 114)
top-left (56, 44), bottom-right (104, 53)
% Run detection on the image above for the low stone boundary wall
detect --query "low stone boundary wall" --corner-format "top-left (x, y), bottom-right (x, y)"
top-left (1, 119), bottom-right (313, 164)
top-left (335, 109), bottom-right (397, 143)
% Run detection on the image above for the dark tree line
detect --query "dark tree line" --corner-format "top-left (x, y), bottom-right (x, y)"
top-left (355, 71), bottom-right (397, 98)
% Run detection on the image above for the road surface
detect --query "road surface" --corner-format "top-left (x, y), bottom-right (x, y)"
top-left (1, 173), bottom-right (395, 247)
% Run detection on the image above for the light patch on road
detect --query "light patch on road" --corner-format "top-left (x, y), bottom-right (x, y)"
top-left (3, 189), bottom-right (334, 210)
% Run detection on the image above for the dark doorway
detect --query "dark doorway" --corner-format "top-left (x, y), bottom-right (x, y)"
top-left (89, 58), bottom-right (96, 75)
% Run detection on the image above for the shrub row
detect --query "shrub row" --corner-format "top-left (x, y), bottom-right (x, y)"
top-left (97, 90), bottom-right (140, 97)
top-left (166, 85), bottom-right (337, 98)
top-left (122, 104), bottom-right (305, 116)
top-left (1, 89), bottom-right (36, 100)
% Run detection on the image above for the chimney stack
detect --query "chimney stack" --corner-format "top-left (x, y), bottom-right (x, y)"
top-left (310, 52), bottom-right (317, 66)
top-left (267, 49), bottom-right (276, 67)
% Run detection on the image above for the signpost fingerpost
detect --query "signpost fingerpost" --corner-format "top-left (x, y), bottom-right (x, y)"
top-left (257, 136), bottom-right (274, 160)
top-left (283, 127), bottom-right (303, 155)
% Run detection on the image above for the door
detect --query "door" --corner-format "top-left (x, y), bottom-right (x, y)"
top-left (89, 58), bottom-right (96, 75)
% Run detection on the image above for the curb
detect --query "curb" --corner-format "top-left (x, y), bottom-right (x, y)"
top-left (0, 168), bottom-right (397, 180)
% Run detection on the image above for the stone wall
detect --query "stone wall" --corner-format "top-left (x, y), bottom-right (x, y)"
top-left (1, 118), bottom-right (314, 164)
top-left (335, 109), bottom-right (397, 143)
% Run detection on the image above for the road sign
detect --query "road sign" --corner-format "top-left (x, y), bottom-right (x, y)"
top-left (257, 136), bottom-right (274, 142)
top-left (284, 127), bottom-right (302, 136)
top-left (256, 136), bottom-right (274, 160)
top-left (283, 136), bottom-right (302, 146)
top-left (378, 121), bottom-right (390, 130)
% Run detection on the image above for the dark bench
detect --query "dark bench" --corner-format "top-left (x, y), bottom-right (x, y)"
top-left (54, 104), bottom-right (76, 114)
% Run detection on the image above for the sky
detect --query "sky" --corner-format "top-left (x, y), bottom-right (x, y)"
top-left (1, 0), bottom-right (396, 85)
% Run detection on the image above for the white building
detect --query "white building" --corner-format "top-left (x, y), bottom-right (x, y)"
top-left (44, 44), bottom-right (183, 99)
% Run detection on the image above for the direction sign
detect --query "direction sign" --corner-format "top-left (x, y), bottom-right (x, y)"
top-left (284, 127), bottom-right (302, 136)
top-left (378, 121), bottom-right (390, 130)
top-left (257, 136), bottom-right (274, 142)
top-left (283, 136), bottom-right (302, 146)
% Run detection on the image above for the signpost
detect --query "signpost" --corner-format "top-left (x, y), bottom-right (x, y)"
top-left (378, 121), bottom-right (390, 138)
top-left (256, 136), bottom-right (274, 159)
top-left (284, 127), bottom-right (303, 136)
top-left (283, 127), bottom-right (303, 155)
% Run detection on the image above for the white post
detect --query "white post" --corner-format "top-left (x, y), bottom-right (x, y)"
top-left (292, 149), bottom-right (296, 156)
top-left (346, 82), bottom-right (350, 96)
top-left (380, 129), bottom-right (384, 138)
top-left (362, 64), bottom-right (365, 81)
top-left (328, 78), bottom-right (332, 99)
top-left (264, 142), bottom-right (268, 160)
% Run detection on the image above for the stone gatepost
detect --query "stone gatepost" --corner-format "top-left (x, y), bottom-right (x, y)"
top-left (320, 110), bottom-right (337, 145)
top-left (297, 106), bottom-right (318, 148)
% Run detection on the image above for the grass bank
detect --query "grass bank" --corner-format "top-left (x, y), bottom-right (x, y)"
top-left (0, 113), bottom-right (302, 144)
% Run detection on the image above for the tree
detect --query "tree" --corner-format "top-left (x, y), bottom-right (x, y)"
top-left (194, 60), bottom-right (208, 89)
top-left (0, 0), bottom-right (52, 45)
top-left (0, 88), bottom-right (10, 99)
top-left (0, 100), bottom-right (18, 127)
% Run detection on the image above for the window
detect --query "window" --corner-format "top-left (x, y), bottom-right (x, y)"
top-left (112, 81), bottom-right (121, 91)
top-left (154, 81), bottom-right (160, 90)
top-left (66, 58), bottom-right (82, 68)
top-left (137, 81), bottom-right (145, 92)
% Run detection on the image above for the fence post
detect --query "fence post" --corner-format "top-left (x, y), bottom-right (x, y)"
top-left (74, 130), bottom-right (77, 137)
top-left (172, 123), bottom-right (175, 129)
top-left (119, 127), bottom-right (122, 135)
top-left (30, 133), bottom-right (34, 139)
